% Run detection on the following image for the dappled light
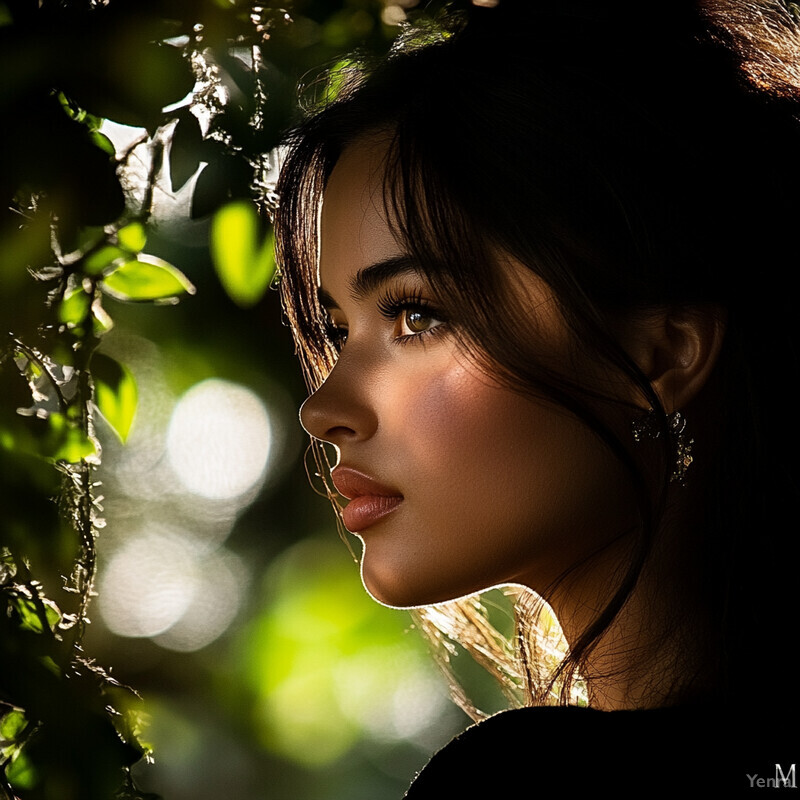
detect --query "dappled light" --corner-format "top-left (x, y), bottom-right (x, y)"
top-left (93, 343), bottom-right (280, 657)
top-left (99, 527), bottom-right (203, 639)
top-left (154, 547), bottom-right (245, 652)
top-left (98, 525), bottom-right (246, 652)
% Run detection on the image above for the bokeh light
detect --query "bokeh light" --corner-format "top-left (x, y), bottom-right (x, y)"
top-left (95, 352), bottom-right (275, 653)
top-left (241, 539), bottom-right (458, 768)
top-left (154, 548), bottom-right (247, 652)
top-left (99, 527), bottom-right (202, 638)
top-left (166, 378), bottom-right (272, 500)
top-left (98, 525), bottom-right (246, 652)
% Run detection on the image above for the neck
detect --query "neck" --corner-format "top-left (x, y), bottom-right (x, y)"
top-left (539, 501), bottom-right (712, 710)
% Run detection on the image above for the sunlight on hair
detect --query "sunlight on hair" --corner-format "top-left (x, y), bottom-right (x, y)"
top-left (166, 379), bottom-right (272, 500)
top-left (415, 587), bottom-right (586, 712)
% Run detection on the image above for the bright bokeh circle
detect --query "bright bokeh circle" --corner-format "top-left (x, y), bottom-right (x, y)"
top-left (166, 378), bottom-right (272, 499)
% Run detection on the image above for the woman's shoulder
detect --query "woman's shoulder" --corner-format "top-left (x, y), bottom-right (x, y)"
top-left (405, 704), bottom-right (794, 797)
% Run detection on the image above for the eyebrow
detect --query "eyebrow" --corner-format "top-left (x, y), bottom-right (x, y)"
top-left (318, 254), bottom-right (419, 310)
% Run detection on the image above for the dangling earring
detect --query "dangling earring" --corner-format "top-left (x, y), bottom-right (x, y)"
top-left (631, 409), bottom-right (694, 484)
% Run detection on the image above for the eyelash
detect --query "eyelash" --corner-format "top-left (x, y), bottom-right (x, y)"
top-left (323, 287), bottom-right (447, 351)
top-left (376, 287), bottom-right (447, 345)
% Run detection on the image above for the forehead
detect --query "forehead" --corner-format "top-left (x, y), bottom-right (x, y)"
top-left (319, 140), bottom-right (403, 292)
top-left (317, 137), bottom-right (568, 353)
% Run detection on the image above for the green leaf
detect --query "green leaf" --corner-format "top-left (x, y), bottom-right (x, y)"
top-left (13, 597), bottom-right (47, 634)
top-left (101, 255), bottom-right (195, 303)
top-left (6, 748), bottom-right (36, 791)
top-left (0, 710), bottom-right (28, 743)
top-left (44, 600), bottom-right (61, 629)
top-left (13, 595), bottom-right (61, 634)
top-left (83, 244), bottom-right (128, 276)
top-left (210, 201), bottom-right (275, 308)
top-left (92, 353), bottom-right (138, 443)
top-left (91, 130), bottom-right (116, 156)
top-left (58, 286), bottom-right (91, 326)
top-left (39, 655), bottom-right (61, 677)
top-left (92, 300), bottom-right (114, 335)
top-left (117, 221), bottom-right (147, 254)
top-left (53, 430), bottom-right (98, 463)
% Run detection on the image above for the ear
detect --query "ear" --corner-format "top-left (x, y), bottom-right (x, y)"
top-left (620, 305), bottom-right (726, 413)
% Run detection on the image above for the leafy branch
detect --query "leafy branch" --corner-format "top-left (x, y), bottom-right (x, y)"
top-left (0, 1), bottom-right (299, 796)
top-left (0, 0), bottom-right (405, 795)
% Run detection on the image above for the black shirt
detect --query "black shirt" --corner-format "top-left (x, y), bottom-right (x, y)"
top-left (405, 704), bottom-right (796, 798)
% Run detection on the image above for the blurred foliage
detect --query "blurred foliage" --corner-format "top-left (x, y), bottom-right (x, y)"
top-left (0, 0), bottom-right (476, 797)
top-left (0, 0), bottom-right (404, 800)
top-left (210, 201), bottom-right (275, 308)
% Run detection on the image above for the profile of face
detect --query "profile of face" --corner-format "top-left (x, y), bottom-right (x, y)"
top-left (299, 140), bottom-right (640, 609)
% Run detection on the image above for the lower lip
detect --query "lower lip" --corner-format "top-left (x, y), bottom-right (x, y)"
top-left (342, 495), bottom-right (403, 532)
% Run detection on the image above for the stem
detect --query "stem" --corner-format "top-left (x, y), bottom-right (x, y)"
top-left (66, 275), bottom-right (101, 643)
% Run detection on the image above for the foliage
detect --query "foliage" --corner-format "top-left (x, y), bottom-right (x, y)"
top-left (0, 0), bottom-right (445, 795)
top-left (1, 0), bottom-right (318, 796)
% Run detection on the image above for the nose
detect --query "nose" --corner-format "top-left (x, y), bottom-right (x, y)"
top-left (299, 357), bottom-right (378, 446)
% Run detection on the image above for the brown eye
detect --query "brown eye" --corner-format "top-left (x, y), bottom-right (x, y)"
top-left (400, 309), bottom-right (443, 336)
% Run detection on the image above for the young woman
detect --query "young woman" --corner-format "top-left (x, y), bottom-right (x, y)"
top-left (275, 0), bottom-right (798, 793)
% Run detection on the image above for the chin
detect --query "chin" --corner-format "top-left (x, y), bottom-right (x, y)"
top-left (359, 557), bottom-right (489, 610)
top-left (360, 564), bottom-right (424, 609)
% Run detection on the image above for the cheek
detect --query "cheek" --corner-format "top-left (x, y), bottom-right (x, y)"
top-left (356, 339), bottom-right (640, 609)
top-left (398, 363), bottom-right (567, 504)
top-left (366, 360), bottom-right (636, 604)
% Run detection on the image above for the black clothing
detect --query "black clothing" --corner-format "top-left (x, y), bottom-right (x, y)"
top-left (405, 705), bottom-right (796, 798)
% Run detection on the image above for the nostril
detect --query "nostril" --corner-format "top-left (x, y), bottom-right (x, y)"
top-left (323, 424), bottom-right (358, 442)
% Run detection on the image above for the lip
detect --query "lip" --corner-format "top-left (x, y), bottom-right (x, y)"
top-left (331, 466), bottom-right (403, 532)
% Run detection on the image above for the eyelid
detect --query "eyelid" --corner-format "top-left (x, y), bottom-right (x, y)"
top-left (322, 307), bottom-right (348, 351)
top-left (375, 285), bottom-right (447, 322)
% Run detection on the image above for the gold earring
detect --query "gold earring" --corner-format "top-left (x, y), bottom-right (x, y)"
top-left (631, 409), bottom-right (694, 484)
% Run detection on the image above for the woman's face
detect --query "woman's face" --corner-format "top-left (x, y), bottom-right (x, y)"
top-left (299, 141), bottom-right (638, 609)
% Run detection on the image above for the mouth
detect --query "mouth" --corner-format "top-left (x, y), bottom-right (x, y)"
top-left (331, 466), bottom-right (403, 532)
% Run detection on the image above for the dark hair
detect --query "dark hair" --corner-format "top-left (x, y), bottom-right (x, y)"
top-left (276, 0), bottom-right (800, 710)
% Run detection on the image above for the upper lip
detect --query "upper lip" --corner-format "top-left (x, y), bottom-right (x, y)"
top-left (331, 466), bottom-right (403, 501)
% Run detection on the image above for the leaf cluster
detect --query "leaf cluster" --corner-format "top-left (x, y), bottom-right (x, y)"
top-left (0, 1), bottom-right (300, 797)
top-left (0, 0), bottom-right (405, 796)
